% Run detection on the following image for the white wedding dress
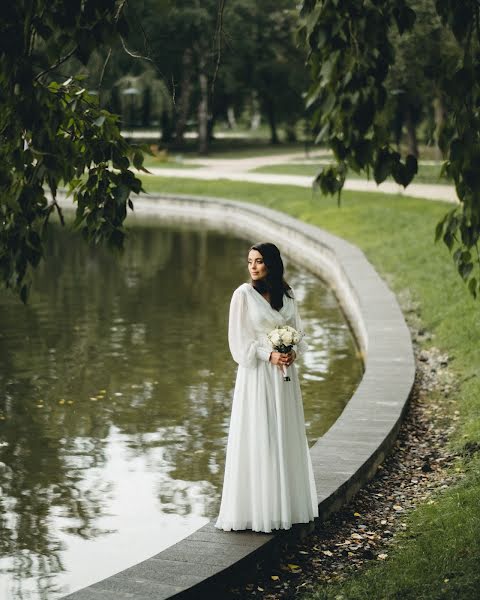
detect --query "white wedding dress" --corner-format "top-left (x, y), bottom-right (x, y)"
top-left (215, 283), bottom-right (318, 533)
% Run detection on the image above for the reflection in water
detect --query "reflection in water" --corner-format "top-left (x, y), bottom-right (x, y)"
top-left (0, 222), bottom-right (363, 599)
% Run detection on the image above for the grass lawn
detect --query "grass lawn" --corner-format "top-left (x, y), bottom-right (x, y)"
top-left (252, 162), bottom-right (452, 185)
top-left (140, 176), bottom-right (480, 599)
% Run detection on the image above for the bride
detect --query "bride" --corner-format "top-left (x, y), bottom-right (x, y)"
top-left (215, 242), bottom-right (318, 533)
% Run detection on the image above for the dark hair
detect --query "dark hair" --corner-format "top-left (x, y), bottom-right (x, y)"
top-left (249, 242), bottom-right (292, 310)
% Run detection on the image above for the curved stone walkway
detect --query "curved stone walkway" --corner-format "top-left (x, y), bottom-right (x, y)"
top-left (145, 152), bottom-right (458, 204)
top-left (62, 193), bottom-right (415, 600)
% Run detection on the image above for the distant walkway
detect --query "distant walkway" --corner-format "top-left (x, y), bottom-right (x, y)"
top-left (146, 152), bottom-right (458, 204)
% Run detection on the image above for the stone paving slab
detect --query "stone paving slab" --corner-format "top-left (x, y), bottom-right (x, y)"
top-left (61, 193), bottom-right (415, 600)
top-left (90, 575), bottom-right (186, 599)
top-left (155, 539), bottom-right (266, 567)
top-left (64, 589), bottom-right (134, 600)
top-left (106, 558), bottom-right (218, 589)
top-left (187, 522), bottom-right (273, 546)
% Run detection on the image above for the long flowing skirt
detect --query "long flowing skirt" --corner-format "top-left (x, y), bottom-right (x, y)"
top-left (215, 361), bottom-right (318, 533)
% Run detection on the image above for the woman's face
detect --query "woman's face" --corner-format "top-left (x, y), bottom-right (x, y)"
top-left (248, 249), bottom-right (267, 281)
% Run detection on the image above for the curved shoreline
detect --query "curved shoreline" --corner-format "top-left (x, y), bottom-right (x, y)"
top-left (63, 193), bottom-right (415, 600)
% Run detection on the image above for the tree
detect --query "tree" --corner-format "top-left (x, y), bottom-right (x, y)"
top-left (0, 0), bottom-right (146, 301)
top-left (301, 0), bottom-right (480, 298)
top-left (220, 0), bottom-right (309, 144)
top-left (124, 0), bottom-right (307, 149)
top-left (130, 0), bottom-right (222, 154)
top-left (384, 0), bottom-right (460, 158)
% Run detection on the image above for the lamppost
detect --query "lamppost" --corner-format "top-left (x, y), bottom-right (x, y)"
top-left (121, 87), bottom-right (141, 140)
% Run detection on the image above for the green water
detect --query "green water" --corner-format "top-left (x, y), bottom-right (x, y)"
top-left (0, 222), bottom-right (363, 599)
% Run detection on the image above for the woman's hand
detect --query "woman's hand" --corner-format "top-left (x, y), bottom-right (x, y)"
top-left (269, 350), bottom-right (296, 370)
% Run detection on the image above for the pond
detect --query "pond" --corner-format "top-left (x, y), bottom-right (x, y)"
top-left (0, 220), bottom-right (363, 599)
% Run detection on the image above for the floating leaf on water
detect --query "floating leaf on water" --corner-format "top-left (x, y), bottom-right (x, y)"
top-left (322, 550), bottom-right (333, 556)
top-left (354, 512), bottom-right (361, 517)
top-left (270, 575), bottom-right (279, 581)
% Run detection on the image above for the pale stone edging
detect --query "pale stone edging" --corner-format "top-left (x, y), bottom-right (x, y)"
top-left (64, 193), bottom-right (415, 600)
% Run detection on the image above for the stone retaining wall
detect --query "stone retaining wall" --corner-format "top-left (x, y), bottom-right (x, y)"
top-left (64, 193), bottom-right (415, 600)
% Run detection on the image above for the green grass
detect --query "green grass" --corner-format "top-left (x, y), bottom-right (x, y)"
top-left (252, 162), bottom-right (452, 185)
top-left (306, 462), bottom-right (480, 600)
top-left (140, 176), bottom-right (480, 599)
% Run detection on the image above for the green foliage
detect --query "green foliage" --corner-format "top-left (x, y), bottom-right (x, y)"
top-left (0, 0), bottom-right (145, 301)
top-left (301, 0), bottom-right (480, 298)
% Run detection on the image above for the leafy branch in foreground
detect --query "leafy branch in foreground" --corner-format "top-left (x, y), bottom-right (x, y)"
top-left (300, 0), bottom-right (480, 298)
top-left (0, 1), bottom-right (146, 302)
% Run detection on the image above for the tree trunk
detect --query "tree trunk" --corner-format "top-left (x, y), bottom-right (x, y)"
top-left (227, 106), bottom-right (236, 129)
top-left (265, 98), bottom-right (279, 144)
top-left (207, 113), bottom-right (215, 140)
top-left (197, 56), bottom-right (209, 155)
top-left (161, 110), bottom-right (173, 143)
top-left (405, 106), bottom-right (419, 158)
top-left (174, 48), bottom-right (193, 146)
top-left (393, 104), bottom-right (403, 153)
top-left (142, 88), bottom-right (151, 127)
top-left (250, 91), bottom-right (261, 130)
top-left (285, 121), bottom-right (296, 142)
top-left (433, 94), bottom-right (446, 159)
top-left (109, 86), bottom-right (122, 125)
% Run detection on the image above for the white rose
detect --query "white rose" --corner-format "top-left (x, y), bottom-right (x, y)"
top-left (270, 332), bottom-right (281, 346)
top-left (281, 331), bottom-right (293, 345)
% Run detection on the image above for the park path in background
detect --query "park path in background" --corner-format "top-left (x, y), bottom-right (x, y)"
top-left (146, 151), bottom-right (458, 204)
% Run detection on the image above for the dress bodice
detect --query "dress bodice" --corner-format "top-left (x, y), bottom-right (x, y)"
top-left (240, 283), bottom-right (295, 333)
top-left (228, 283), bottom-right (307, 369)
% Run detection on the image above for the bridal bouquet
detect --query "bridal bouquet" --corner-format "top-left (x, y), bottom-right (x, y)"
top-left (267, 325), bottom-right (302, 382)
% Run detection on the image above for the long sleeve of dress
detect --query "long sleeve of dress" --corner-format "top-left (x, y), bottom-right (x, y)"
top-left (228, 287), bottom-right (271, 368)
top-left (292, 293), bottom-right (309, 358)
